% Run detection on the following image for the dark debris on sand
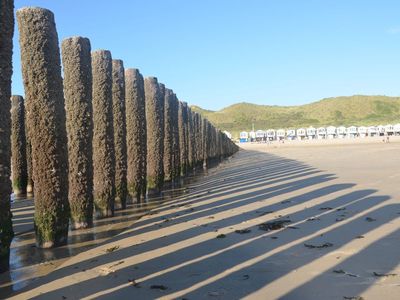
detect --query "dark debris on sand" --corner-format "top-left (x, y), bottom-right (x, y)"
top-left (304, 242), bottom-right (333, 249)
top-left (258, 219), bottom-right (291, 231)
top-left (235, 229), bottom-right (251, 234)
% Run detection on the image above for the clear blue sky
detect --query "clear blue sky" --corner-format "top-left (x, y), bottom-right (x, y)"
top-left (11, 0), bottom-right (400, 110)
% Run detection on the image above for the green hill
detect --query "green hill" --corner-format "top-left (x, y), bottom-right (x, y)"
top-left (191, 95), bottom-right (400, 138)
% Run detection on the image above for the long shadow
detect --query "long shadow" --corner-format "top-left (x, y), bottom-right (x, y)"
top-left (10, 149), bottom-right (398, 299)
top-left (112, 181), bottom-right (348, 256)
top-left (152, 163), bottom-right (315, 214)
top-left (7, 157), bottom-right (339, 298)
top-left (10, 170), bottom-right (335, 298)
top-left (131, 166), bottom-right (320, 231)
top-left (133, 152), bottom-right (322, 221)
top-left (81, 193), bottom-right (393, 300)
top-left (175, 202), bottom-right (398, 299)
top-left (22, 190), bottom-right (388, 299)
top-left (154, 151), bottom-right (312, 208)
top-left (26, 189), bottom-right (389, 299)
top-left (0, 178), bottom-right (201, 297)
top-left (1, 152), bottom-right (238, 298)
top-left (281, 228), bottom-right (400, 299)
top-left (155, 159), bottom-right (315, 211)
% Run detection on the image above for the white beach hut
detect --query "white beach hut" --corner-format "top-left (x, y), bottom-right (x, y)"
top-left (326, 126), bottom-right (336, 139)
top-left (296, 128), bottom-right (306, 140)
top-left (357, 126), bottom-right (367, 138)
top-left (306, 127), bottom-right (316, 140)
top-left (347, 126), bottom-right (358, 138)
top-left (249, 130), bottom-right (256, 142)
top-left (286, 129), bottom-right (296, 140)
top-left (266, 129), bottom-right (276, 141)
top-left (385, 124), bottom-right (394, 136)
top-left (317, 127), bottom-right (327, 139)
top-left (276, 129), bottom-right (286, 141)
top-left (255, 130), bottom-right (266, 142)
top-left (377, 125), bottom-right (385, 136)
top-left (337, 126), bottom-right (346, 138)
top-left (394, 124), bottom-right (400, 136)
top-left (367, 126), bottom-right (377, 137)
top-left (239, 131), bottom-right (248, 143)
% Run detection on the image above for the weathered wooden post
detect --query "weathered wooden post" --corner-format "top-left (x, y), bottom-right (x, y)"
top-left (0, 0), bottom-right (14, 271)
top-left (17, 7), bottom-right (70, 248)
top-left (145, 77), bottom-right (164, 194)
top-left (202, 118), bottom-right (210, 168)
top-left (178, 101), bottom-right (189, 175)
top-left (187, 107), bottom-right (195, 170)
top-left (112, 59), bottom-right (127, 209)
top-left (171, 94), bottom-right (181, 180)
top-left (61, 36), bottom-right (94, 229)
top-left (159, 83), bottom-right (165, 184)
top-left (194, 113), bottom-right (203, 166)
top-left (92, 50), bottom-right (115, 218)
top-left (11, 95), bottom-right (28, 196)
top-left (163, 88), bottom-right (174, 182)
top-left (125, 69), bottom-right (147, 202)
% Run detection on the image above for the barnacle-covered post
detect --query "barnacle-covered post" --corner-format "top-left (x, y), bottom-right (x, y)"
top-left (11, 95), bottom-right (27, 196)
top-left (202, 118), bottom-right (210, 168)
top-left (125, 69), bottom-right (147, 202)
top-left (17, 7), bottom-right (70, 248)
top-left (0, 0), bottom-right (14, 271)
top-left (178, 101), bottom-right (189, 176)
top-left (145, 77), bottom-right (164, 194)
top-left (61, 36), bottom-right (93, 229)
top-left (112, 59), bottom-right (127, 209)
top-left (170, 94), bottom-right (180, 180)
top-left (187, 107), bottom-right (195, 170)
top-left (92, 50), bottom-right (115, 218)
top-left (163, 88), bottom-right (174, 182)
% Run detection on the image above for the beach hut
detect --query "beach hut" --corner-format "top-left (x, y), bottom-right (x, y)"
top-left (367, 126), bottom-right (377, 137)
top-left (266, 129), bottom-right (276, 141)
top-left (249, 130), bottom-right (256, 142)
top-left (306, 127), bottom-right (316, 140)
top-left (239, 131), bottom-right (248, 143)
top-left (296, 128), bottom-right (306, 140)
top-left (377, 125), bottom-right (385, 136)
top-left (357, 126), bottom-right (367, 138)
top-left (337, 126), bottom-right (346, 138)
top-left (317, 127), bottom-right (327, 139)
top-left (326, 126), bottom-right (336, 139)
top-left (394, 124), bottom-right (400, 136)
top-left (276, 129), bottom-right (286, 141)
top-left (223, 130), bottom-right (232, 139)
top-left (384, 124), bottom-right (394, 136)
top-left (286, 129), bottom-right (296, 140)
top-left (347, 126), bottom-right (358, 138)
top-left (255, 130), bottom-right (266, 142)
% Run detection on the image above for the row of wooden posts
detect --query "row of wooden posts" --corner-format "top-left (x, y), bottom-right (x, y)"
top-left (0, 3), bottom-right (238, 272)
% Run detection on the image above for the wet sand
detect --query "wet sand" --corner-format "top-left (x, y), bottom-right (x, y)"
top-left (0, 172), bottom-right (208, 298)
top-left (6, 140), bottom-right (400, 299)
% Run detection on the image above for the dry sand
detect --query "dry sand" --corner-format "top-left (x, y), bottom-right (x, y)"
top-left (7, 138), bottom-right (400, 300)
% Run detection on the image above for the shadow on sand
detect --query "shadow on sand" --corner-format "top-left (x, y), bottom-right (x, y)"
top-left (4, 149), bottom-right (400, 299)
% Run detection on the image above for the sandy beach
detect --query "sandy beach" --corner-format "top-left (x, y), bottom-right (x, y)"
top-left (7, 138), bottom-right (400, 300)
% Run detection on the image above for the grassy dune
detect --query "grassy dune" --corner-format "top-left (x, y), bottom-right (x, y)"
top-left (191, 95), bottom-right (400, 137)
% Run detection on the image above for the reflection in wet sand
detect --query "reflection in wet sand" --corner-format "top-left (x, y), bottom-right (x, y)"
top-left (0, 167), bottom-right (211, 298)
